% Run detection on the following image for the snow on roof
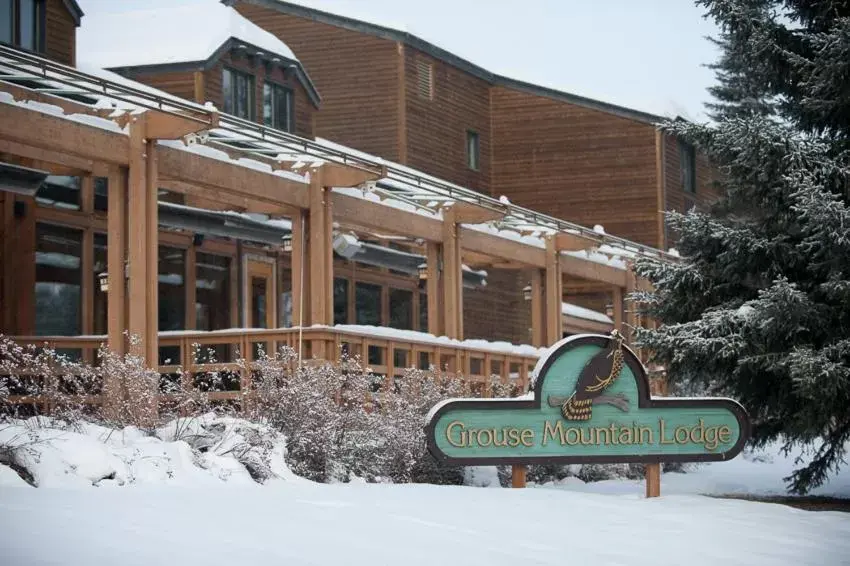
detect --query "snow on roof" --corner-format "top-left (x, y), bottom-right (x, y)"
top-left (562, 302), bottom-right (613, 325)
top-left (78, 1), bottom-right (298, 70)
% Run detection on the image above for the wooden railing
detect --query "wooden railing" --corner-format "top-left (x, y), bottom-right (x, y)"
top-left (4, 327), bottom-right (540, 410)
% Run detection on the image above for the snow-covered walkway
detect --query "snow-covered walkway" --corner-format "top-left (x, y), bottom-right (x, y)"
top-left (2, 481), bottom-right (849, 566)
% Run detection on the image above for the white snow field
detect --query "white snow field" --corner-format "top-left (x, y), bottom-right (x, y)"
top-left (1, 416), bottom-right (850, 566)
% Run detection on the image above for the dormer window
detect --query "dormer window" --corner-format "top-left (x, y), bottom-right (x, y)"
top-left (263, 81), bottom-right (294, 133)
top-left (1, 0), bottom-right (46, 53)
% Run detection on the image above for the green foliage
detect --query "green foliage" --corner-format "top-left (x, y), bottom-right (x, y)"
top-left (636, 0), bottom-right (850, 493)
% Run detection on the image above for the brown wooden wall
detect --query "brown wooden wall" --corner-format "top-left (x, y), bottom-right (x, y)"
top-left (129, 70), bottom-right (197, 103)
top-left (463, 268), bottom-right (530, 345)
top-left (404, 47), bottom-right (491, 193)
top-left (234, 2), bottom-right (401, 160)
top-left (45, 0), bottom-right (76, 66)
top-left (661, 133), bottom-right (722, 249)
top-left (490, 86), bottom-right (660, 247)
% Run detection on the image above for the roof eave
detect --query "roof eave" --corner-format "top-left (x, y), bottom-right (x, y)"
top-left (63, 0), bottom-right (84, 26)
top-left (241, 0), bottom-right (666, 124)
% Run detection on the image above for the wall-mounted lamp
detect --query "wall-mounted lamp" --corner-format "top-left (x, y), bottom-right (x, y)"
top-left (418, 263), bottom-right (428, 280)
top-left (98, 272), bottom-right (109, 293)
top-left (605, 303), bottom-right (615, 317)
top-left (522, 285), bottom-right (532, 301)
top-left (282, 235), bottom-right (293, 253)
top-left (192, 233), bottom-right (205, 247)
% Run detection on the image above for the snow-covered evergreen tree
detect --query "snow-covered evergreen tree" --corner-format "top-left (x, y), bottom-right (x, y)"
top-left (634, 0), bottom-right (850, 493)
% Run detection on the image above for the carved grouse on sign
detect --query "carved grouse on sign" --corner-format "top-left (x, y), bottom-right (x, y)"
top-left (547, 330), bottom-right (630, 420)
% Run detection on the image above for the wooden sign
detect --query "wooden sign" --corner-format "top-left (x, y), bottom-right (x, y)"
top-left (426, 332), bottom-right (750, 466)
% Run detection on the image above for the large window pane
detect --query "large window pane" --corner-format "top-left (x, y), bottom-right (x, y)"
top-left (19, 0), bottom-right (36, 50)
top-left (262, 83), bottom-right (273, 127)
top-left (93, 233), bottom-right (108, 335)
top-left (195, 253), bottom-right (230, 331)
top-left (35, 175), bottom-right (80, 211)
top-left (262, 82), bottom-right (293, 132)
top-left (35, 224), bottom-right (82, 336)
top-left (355, 282), bottom-right (381, 326)
top-left (278, 266), bottom-right (292, 328)
top-left (333, 278), bottom-right (348, 325)
top-left (0, 0), bottom-right (12, 44)
top-left (222, 69), bottom-right (233, 115)
top-left (419, 292), bottom-right (428, 332)
top-left (93, 177), bottom-right (108, 212)
top-left (158, 246), bottom-right (185, 331)
top-left (389, 288), bottom-right (412, 330)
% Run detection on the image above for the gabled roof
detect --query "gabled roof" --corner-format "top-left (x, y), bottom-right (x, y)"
top-left (63, 0), bottom-right (84, 26)
top-left (78, 1), bottom-right (321, 106)
top-left (232, 0), bottom-right (667, 125)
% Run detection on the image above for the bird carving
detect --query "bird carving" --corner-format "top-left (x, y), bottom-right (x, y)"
top-left (547, 331), bottom-right (630, 421)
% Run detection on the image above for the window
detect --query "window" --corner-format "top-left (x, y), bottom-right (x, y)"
top-left (679, 139), bottom-right (696, 194)
top-left (35, 175), bottom-right (80, 210)
top-left (263, 82), bottom-right (294, 132)
top-left (1, 0), bottom-right (45, 53)
top-left (416, 59), bottom-right (433, 100)
top-left (35, 224), bottom-right (82, 336)
top-left (158, 246), bottom-right (185, 331)
top-left (466, 130), bottom-right (480, 171)
top-left (222, 67), bottom-right (254, 120)
top-left (333, 278), bottom-right (349, 325)
top-left (195, 253), bottom-right (231, 331)
top-left (389, 288), bottom-right (413, 330)
top-left (355, 282), bottom-right (381, 326)
top-left (93, 233), bottom-right (108, 335)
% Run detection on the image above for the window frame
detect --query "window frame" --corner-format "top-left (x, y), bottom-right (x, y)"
top-left (1, 0), bottom-right (46, 54)
top-left (222, 66), bottom-right (255, 120)
top-left (466, 130), bottom-right (480, 171)
top-left (262, 80), bottom-right (295, 133)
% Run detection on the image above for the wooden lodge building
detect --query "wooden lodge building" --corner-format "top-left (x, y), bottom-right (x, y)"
top-left (0, 0), bottom-right (692, 412)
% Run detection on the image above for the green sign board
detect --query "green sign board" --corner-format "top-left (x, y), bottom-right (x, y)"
top-left (426, 332), bottom-right (750, 466)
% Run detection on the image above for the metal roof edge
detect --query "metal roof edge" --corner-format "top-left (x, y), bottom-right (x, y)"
top-left (63, 0), bottom-right (84, 26)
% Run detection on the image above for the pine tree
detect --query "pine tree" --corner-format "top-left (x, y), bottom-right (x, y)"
top-left (634, 0), bottom-right (850, 494)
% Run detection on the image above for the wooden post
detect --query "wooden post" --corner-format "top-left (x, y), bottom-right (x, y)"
top-left (425, 242), bottom-right (442, 336)
top-left (106, 166), bottom-right (127, 355)
top-left (145, 139), bottom-right (159, 367)
top-left (612, 286), bottom-right (624, 331)
top-left (511, 465), bottom-right (527, 488)
top-left (625, 266), bottom-right (637, 345)
top-left (645, 462), bottom-right (661, 498)
top-left (308, 170), bottom-right (330, 329)
top-left (127, 117), bottom-right (149, 359)
top-left (544, 236), bottom-right (563, 345)
top-left (530, 269), bottom-right (544, 347)
top-left (185, 241), bottom-right (197, 330)
top-left (441, 207), bottom-right (463, 340)
top-left (290, 210), bottom-right (307, 328)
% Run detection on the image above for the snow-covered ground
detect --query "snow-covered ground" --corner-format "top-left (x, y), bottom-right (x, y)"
top-left (2, 416), bottom-right (849, 566)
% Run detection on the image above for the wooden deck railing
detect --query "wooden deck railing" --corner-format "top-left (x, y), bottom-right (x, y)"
top-left (4, 327), bottom-right (540, 410)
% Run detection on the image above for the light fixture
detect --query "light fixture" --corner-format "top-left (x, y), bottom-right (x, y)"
top-left (192, 233), bottom-right (205, 247)
top-left (522, 285), bottom-right (532, 301)
top-left (282, 235), bottom-right (293, 252)
top-left (418, 263), bottom-right (428, 280)
top-left (605, 303), bottom-right (614, 317)
top-left (98, 272), bottom-right (109, 293)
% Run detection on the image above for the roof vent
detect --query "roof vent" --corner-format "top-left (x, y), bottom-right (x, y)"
top-left (416, 60), bottom-right (433, 100)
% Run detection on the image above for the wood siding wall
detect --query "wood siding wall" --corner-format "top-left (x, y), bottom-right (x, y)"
top-left (661, 134), bottom-right (722, 249)
top-left (45, 0), bottom-right (76, 66)
top-left (463, 268), bottom-right (530, 345)
top-left (234, 3), bottom-right (400, 160)
top-left (128, 70), bottom-right (197, 103)
top-left (404, 48), bottom-right (491, 192)
top-left (491, 86), bottom-right (660, 247)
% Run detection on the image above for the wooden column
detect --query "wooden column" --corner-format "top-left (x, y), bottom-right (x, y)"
top-left (441, 208), bottom-right (463, 340)
top-left (530, 268), bottom-right (544, 347)
top-left (193, 71), bottom-right (205, 104)
top-left (544, 236), bottom-right (563, 345)
top-left (511, 465), bottom-right (527, 488)
top-left (127, 117), bottom-right (149, 358)
top-left (645, 463), bottom-right (661, 498)
top-left (145, 139), bottom-right (159, 366)
top-left (625, 266), bottom-right (638, 345)
top-left (290, 211), bottom-right (307, 328)
top-left (80, 177), bottom-right (94, 354)
top-left (308, 170), bottom-right (332, 328)
top-left (185, 244), bottom-right (197, 330)
top-left (106, 166), bottom-right (127, 355)
top-left (425, 242), bottom-right (443, 336)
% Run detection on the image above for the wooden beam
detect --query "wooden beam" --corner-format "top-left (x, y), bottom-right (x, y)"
top-left (0, 140), bottom-right (101, 175)
top-left (449, 201), bottom-right (506, 225)
top-left (555, 232), bottom-right (595, 252)
top-left (332, 193), bottom-right (441, 242)
top-left (460, 228), bottom-right (547, 267)
top-left (144, 111), bottom-right (217, 141)
top-left (319, 162), bottom-right (382, 188)
top-left (545, 236), bottom-right (563, 345)
top-left (426, 242), bottom-right (442, 336)
top-left (0, 82), bottom-right (113, 119)
top-left (612, 286), bottom-right (624, 331)
top-left (559, 254), bottom-right (628, 287)
top-left (0, 102), bottom-right (128, 165)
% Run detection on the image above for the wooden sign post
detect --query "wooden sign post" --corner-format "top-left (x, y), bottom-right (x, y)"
top-left (426, 331), bottom-right (750, 497)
